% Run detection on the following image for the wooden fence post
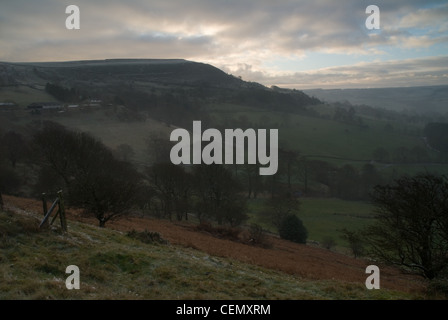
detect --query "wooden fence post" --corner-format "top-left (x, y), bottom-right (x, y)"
top-left (39, 190), bottom-right (68, 232)
top-left (50, 208), bottom-right (60, 225)
top-left (39, 197), bottom-right (59, 229)
top-left (57, 190), bottom-right (67, 232)
top-left (41, 193), bottom-right (49, 227)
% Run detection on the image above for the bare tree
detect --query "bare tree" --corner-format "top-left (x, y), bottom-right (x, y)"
top-left (192, 164), bottom-right (248, 226)
top-left (146, 162), bottom-right (192, 221)
top-left (146, 132), bottom-right (172, 165)
top-left (364, 174), bottom-right (448, 279)
top-left (34, 122), bottom-right (142, 227)
top-left (340, 228), bottom-right (365, 258)
top-left (262, 190), bottom-right (300, 230)
top-left (2, 131), bottom-right (28, 168)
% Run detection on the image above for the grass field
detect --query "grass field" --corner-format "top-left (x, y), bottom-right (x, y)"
top-left (51, 109), bottom-right (173, 165)
top-left (247, 197), bottom-right (374, 248)
top-left (0, 85), bottom-right (56, 106)
top-left (208, 103), bottom-right (430, 163)
top-left (0, 107), bottom-right (173, 166)
top-left (0, 200), bottom-right (430, 300)
top-left (299, 198), bottom-right (374, 247)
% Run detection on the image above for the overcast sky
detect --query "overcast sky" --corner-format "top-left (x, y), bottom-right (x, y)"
top-left (1, 0), bottom-right (447, 89)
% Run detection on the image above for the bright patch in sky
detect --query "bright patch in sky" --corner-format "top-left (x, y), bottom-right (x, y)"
top-left (0, 0), bottom-right (447, 89)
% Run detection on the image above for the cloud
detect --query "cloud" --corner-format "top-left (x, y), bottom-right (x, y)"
top-left (0, 0), bottom-right (447, 88)
top-left (247, 56), bottom-right (448, 89)
top-left (397, 3), bottom-right (448, 32)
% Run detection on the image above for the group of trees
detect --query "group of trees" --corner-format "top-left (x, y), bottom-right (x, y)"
top-left (145, 162), bottom-right (248, 227)
top-left (2, 120), bottom-right (448, 282)
top-left (27, 122), bottom-right (250, 229)
top-left (242, 154), bottom-right (384, 201)
top-left (0, 130), bottom-right (26, 198)
top-left (30, 122), bottom-right (309, 243)
top-left (1, 122), bottom-right (307, 238)
top-left (34, 122), bottom-right (142, 227)
top-left (114, 89), bottom-right (209, 128)
top-left (45, 83), bottom-right (81, 103)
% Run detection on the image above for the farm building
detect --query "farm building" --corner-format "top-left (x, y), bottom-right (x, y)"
top-left (27, 102), bottom-right (63, 110)
top-left (0, 102), bottom-right (17, 111)
top-left (82, 99), bottom-right (103, 107)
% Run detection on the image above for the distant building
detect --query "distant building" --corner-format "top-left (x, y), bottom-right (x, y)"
top-left (82, 99), bottom-right (103, 107)
top-left (27, 102), bottom-right (63, 110)
top-left (0, 102), bottom-right (17, 110)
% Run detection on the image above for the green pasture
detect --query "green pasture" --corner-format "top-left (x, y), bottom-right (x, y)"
top-left (247, 197), bottom-right (375, 248)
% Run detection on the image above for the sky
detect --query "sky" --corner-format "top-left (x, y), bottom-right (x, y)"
top-left (1, 0), bottom-right (447, 89)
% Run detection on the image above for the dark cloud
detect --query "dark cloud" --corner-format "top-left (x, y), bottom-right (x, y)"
top-left (0, 0), bottom-right (447, 88)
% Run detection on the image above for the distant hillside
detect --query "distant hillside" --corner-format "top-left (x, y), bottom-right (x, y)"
top-left (0, 59), bottom-right (319, 110)
top-left (0, 59), bottom-right (322, 130)
top-left (0, 59), bottom-right (248, 88)
top-left (304, 86), bottom-right (448, 115)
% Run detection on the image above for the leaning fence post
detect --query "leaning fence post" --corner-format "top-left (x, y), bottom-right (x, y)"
top-left (39, 197), bottom-right (59, 229)
top-left (41, 193), bottom-right (49, 228)
top-left (50, 209), bottom-right (60, 225)
top-left (57, 190), bottom-right (67, 232)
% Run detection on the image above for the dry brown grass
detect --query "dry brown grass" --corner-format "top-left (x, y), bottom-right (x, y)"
top-left (3, 194), bottom-right (427, 295)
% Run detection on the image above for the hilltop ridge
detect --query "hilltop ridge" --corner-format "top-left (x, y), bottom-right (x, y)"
top-left (0, 58), bottom-right (254, 90)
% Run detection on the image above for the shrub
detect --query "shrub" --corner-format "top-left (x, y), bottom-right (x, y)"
top-left (278, 215), bottom-right (308, 244)
top-left (322, 236), bottom-right (336, 250)
top-left (246, 223), bottom-right (272, 248)
top-left (340, 228), bottom-right (364, 258)
top-left (126, 229), bottom-right (168, 245)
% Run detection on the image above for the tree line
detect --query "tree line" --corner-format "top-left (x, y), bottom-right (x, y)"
top-left (1, 122), bottom-right (448, 284)
top-left (0, 122), bottom-right (309, 244)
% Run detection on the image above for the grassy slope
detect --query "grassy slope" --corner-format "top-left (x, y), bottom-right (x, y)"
top-left (0, 207), bottom-right (426, 300)
top-left (47, 110), bottom-right (173, 165)
top-left (248, 197), bottom-right (374, 247)
top-left (209, 103), bottom-right (448, 176)
top-left (209, 103), bottom-right (428, 161)
top-left (1, 87), bottom-right (444, 170)
top-left (0, 85), bottom-right (56, 106)
top-left (2, 97), bottom-right (447, 250)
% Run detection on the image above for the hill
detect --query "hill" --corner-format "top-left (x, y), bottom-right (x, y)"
top-left (1, 59), bottom-right (448, 301)
top-left (0, 59), bottom-right (318, 111)
top-left (1, 194), bottom-right (430, 300)
top-left (0, 59), bottom-right (244, 89)
top-left (304, 86), bottom-right (448, 115)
